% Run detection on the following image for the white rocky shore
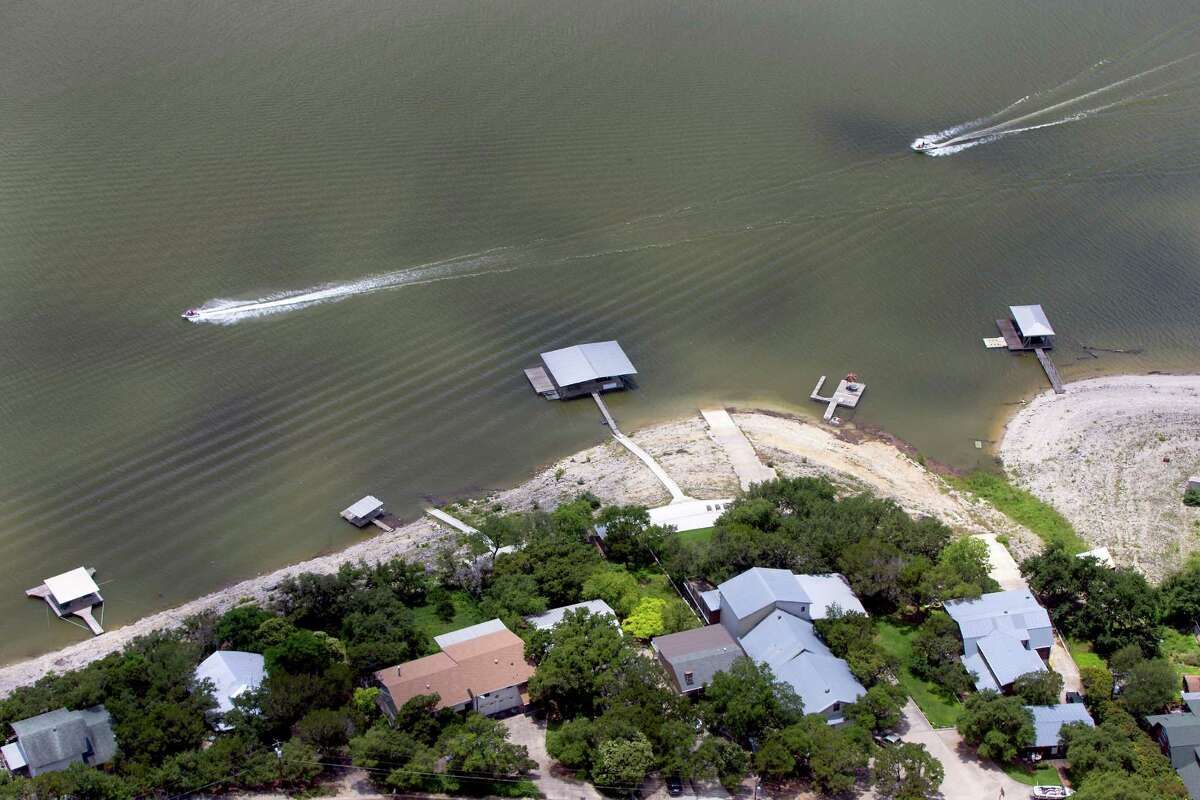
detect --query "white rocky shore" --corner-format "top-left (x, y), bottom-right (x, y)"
top-left (1000, 374), bottom-right (1200, 581)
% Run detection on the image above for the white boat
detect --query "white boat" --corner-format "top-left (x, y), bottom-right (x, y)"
top-left (911, 137), bottom-right (942, 153)
top-left (1031, 786), bottom-right (1074, 799)
top-left (181, 308), bottom-right (200, 320)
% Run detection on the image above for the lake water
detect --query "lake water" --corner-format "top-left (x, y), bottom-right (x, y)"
top-left (3, 0), bottom-right (1199, 662)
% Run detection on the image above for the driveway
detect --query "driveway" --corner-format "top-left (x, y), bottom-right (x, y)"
top-left (503, 713), bottom-right (601, 800)
top-left (898, 701), bottom-right (1027, 800)
top-left (975, 533), bottom-right (1025, 591)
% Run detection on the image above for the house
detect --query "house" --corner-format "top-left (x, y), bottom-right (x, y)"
top-left (525, 600), bottom-right (617, 631)
top-left (524, 341), bottom-right (637, 400)
top-left (1076, 547), bottom-right (1115, 568)
top-left (194, 650), bottom-right (266, 729)
top-left (1009, 305), bottom-right (1056, 349)
top-left (944, 589), bottom-right (1053, 693)
top-left (373, 619), bottom-right (534, 719)
top-left (340, 496), bottom-right (384, 527)
top-left (684, 580), bottom-right (721, 624)
top-left (1185, 675), bottom-right (1200, 696)
top-left (1023, 704), bottom-right (1094, 758)
top-left (711, 568), bottom-right (867, 723)
top-left (1147, 708), bottom-right (1200, 800)
top-left (652, 625), bottom-right (742, 694)
top-left (0, 707), bottom-right (116, 777)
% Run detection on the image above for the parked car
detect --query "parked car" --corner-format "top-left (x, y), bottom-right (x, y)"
top-left (666, 775), bottom-right (684, 797)
top-left (1031, 786), bottom-right (1074, 799)
top-left (873, 732), bottom-right (901, 746)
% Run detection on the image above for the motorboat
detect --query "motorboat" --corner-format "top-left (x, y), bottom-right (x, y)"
top-left (1031, 786), bottom-right (1074, 799)
top-left (181, 308), bottom-right (200, 319)
top-left (911, 137), bottom-right (943, 153)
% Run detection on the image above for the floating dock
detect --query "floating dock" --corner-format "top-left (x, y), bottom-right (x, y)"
top-left (810, 375), bottom-right (866, 422)
top-left (991, 305), bottom-right (1064, 394)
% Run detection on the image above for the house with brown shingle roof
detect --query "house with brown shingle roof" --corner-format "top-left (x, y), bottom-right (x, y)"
top-left (373, 619), bottom-right (535, 719)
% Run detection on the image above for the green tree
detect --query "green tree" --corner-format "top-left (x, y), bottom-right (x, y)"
top-left (295, 708), bottom-right (351, 755)
top-left (1080, 665), bottom-right (1115, 716)
top-left (1122, 659), bottom-right (1177, 717)
top-left (846, 683), bottom-right (906, 732)
top-left (528, 609), bottom-right (627, 719)
top-left (547, 717), bottom-right (594, 772)
top-left (597, 506), bottom-right (666, 570)
top-left (762, 716), bottom-right (870, 795)
top-left (1072, 769), bottom-right (1181, 800)
top-left (689, 736), bottom-right (749, 793)
top-left (621, 597), bottom-right (667, 640)
top-left (699, 658), bottom-right (803, 747)
top-left (479, 573), bottom-right (548, 628)
top-left (872, 741), bottom-right (945, 800)
top-left (1012, 669), bottom-right (1064, 706)
top-left (582, 568), bottom-right (642, 616)
top-left (593, 732), bottom-right (654, 788)
top-left (441, 713), bottom-right (536, 776)
top-left (956, 691), bottom-right (1034, 763)
top-left (264, 629), bottom-right (336, 674)
top-left (909, 611), bottom-right (974, 695)
top-left (214, 605), bottom-right (273, 650)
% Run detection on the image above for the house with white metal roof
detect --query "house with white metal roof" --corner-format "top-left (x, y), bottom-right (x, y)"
top-left (708, 568), bottom-right (866, 723)
top-left (525, 600), bottom-right (617, 631)
top-left (524, 341), bottom-right (637, 400)
top-left (194, 651), bottom-right (266, 729)
top-left (945, 589), bottom-right (1053, 693)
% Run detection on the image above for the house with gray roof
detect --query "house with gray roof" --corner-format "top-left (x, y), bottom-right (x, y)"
top-left (0, 707), bottom-right (116, 777)
top-left (1024, 703), bottom-right (1094, 757)
top-left (944, 589), bottom-right (1053, 693)
top-left (1148, 700), bottom-right (1200, 800)
top-left (652, 624), bottom-right (742, 694)
top-left (706, 567), bottom-right (866, 723)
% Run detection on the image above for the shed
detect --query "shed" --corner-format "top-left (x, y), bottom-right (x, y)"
top-left (525, 600), bottom-right (617, 631)
top-left (525, 341), bottom-right (637, 400)
top-left (1024, 704), bottom-right (1095, 757)
top-left (340, 495), bottom-right (384, 527)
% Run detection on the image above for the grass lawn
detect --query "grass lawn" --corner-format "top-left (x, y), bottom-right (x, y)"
top-left (952, 471), bottom-right (1087, 554)
top-left (676, 527), bottom-right (715, 548)
top-left (1001, 763), bottom-right (1062, 786)
top-left (876, 620), bottom-right (963, 728)
top-left (1067, 638), bottom-right (1107, 671)
top-left (411, 591), bottom-right (486, 638)
top-left (1160, 626), bottom-right (1200, 678)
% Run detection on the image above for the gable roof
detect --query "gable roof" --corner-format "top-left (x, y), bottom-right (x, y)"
top-left (717, 569), bottom-right (864, 622)
top-left (342, 495), bottom-right (383, 518)
top-left (652, 625), bottom-right (742, 692)
top-left (43, 568), bottom-right (99, 604)
top-left (1010, 305), bottom-right (1055, 337)
top-left (376, 623), bottom-right (534, 711)
top-left (1148, 712), bottom-right (1200, 749)
top-left (194, 651), bottom-right (266, 717)
top-left (525, 600), bottom-right (617, 631)
top-left (1026, 704), bottom-right (1095, 748)
top-left (776, 651), bottom-right (866, 716)
top-left (433, 619), bottom-right (507, 649)
top-left (945, 589), bottom-right (1052, 649)
top-left (975, 631), bottom-right (1047, 688)
top-left (540, 341), bottom-right (636, 387)
top-left (9, 707), bottom-right (116, 776)
top-left (739, 611), bottom-right (827, 668)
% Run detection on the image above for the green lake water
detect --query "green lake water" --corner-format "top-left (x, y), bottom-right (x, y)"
top-left (2, 0), bottom-right (1199, 661)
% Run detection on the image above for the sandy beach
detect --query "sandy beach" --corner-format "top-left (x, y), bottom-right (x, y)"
top-left (0, 409), bottom-right (1038, 698)
top-left (1000, 374), bottom-right (1200, 581)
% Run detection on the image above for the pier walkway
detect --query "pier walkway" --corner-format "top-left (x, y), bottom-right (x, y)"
top-left (592, 393), bottom-right (689, 503)
top-left (1035, 348), bottom-right (1065, 394)
top-left (425, 508), bottom-right (479, 534)
top-left (700, 409), bottom-right (776, 490)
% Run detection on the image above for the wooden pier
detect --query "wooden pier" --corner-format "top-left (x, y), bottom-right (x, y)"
top-left (1035, 348), bottom-right (1065, 394)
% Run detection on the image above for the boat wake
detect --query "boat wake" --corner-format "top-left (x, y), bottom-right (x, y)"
top-left (183, 251), bottom-right (514, 324)
top-left (911, 50), bottom-right (1200, 156)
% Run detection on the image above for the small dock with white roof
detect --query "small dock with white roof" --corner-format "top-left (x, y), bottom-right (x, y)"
top-left (991, 304), bottom-right (1064, 394)
top-left (26, 567), bottom-right (105, 635)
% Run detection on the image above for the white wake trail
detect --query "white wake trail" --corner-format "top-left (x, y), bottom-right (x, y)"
top-left (939, 53), bottom-right (1199, 146)
top-left (185, 250), bottom-right (514, 324)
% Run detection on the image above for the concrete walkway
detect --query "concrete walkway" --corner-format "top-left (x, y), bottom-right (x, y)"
top-left (594, 393), bottom-right (690, 503)
top-left (898, 700), bottom-right (1026, 800)
top-left (425, 508), bottom-right (479, 534)
top-left (700, 409), bottom-right (777, 490)
top-left (974, 533), bottom-right (1025, 591)
top-left (503, 714), bottom-right (600, 800)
